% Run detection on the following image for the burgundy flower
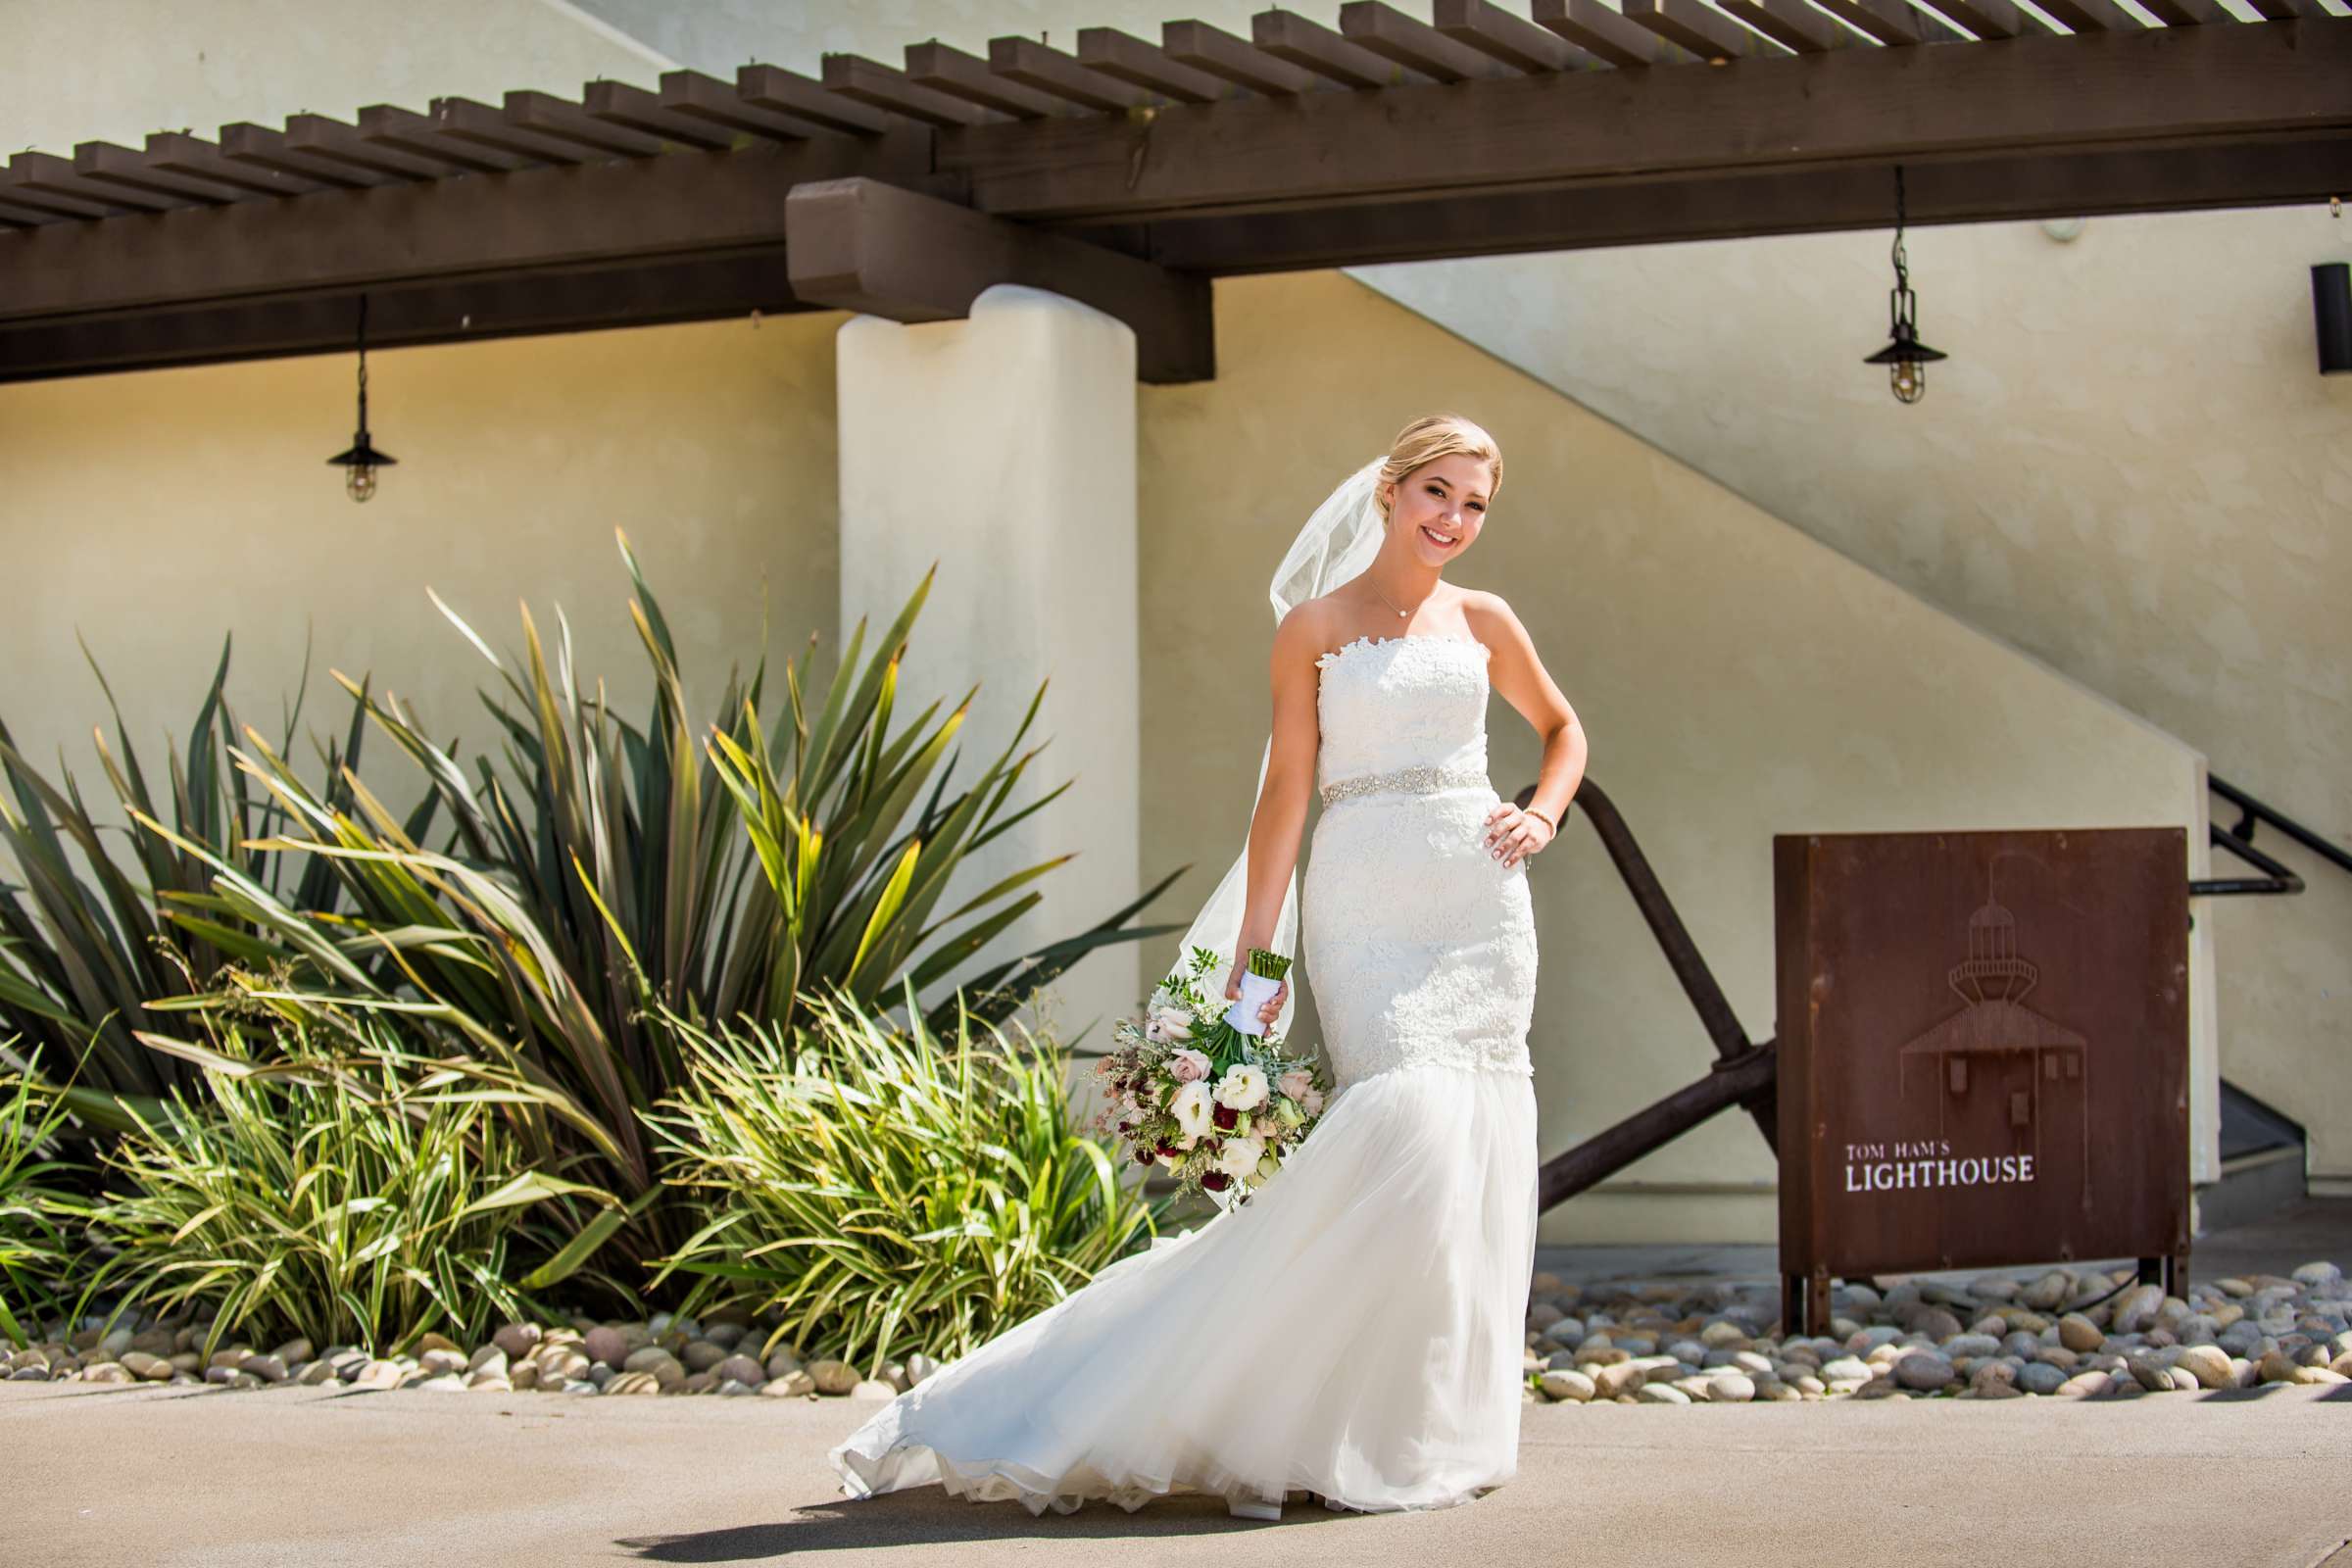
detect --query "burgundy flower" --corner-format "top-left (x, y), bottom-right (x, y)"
top-left (1134, 1147), bottom-right (1156, 1165)
top-left (1201, 1171), bottom-right (1231, 1192)
top-left (1212, 1104), bottom-right (1239, 1131)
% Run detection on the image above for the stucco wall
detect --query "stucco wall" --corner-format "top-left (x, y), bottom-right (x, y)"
top-left (0, 313), bottom-right (843, 842)
top-left (1139, 271), bottom-right (2215, 1244)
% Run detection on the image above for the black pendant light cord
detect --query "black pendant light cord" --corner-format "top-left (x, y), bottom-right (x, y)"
top-left (355, 293), bottom-right (370, 437)
top-left (1890, 167), bottom-right (1909, 319)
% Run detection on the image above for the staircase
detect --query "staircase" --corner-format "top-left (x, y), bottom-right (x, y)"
top-left (2200, 1081), bottom-right (2308, 1236)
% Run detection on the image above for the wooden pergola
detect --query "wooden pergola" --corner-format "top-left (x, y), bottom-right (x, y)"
top-left (3, 1), bottom-right (2339, 1222)
top-left (2, 0), bottom-right (2346, 383)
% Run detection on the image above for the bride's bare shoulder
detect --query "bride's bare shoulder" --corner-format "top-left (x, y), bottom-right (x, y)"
top-left (1273, 598), bottom-right (1342, 663)
top-left (1458, 588), bottom-right (1528, 644)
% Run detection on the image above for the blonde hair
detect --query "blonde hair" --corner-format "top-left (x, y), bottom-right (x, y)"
top-left (1375, 413), bottom-right (1502, 517)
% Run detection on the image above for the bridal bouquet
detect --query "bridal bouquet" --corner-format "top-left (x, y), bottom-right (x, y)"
top-left (1093, 945), bottom-right (1332, 1211)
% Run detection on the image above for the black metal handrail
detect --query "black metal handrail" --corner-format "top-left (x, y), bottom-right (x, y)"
top-left (2192, 772), bottom-right (2351, 898)
top-left (1508, 777), bottom-right (1780, 1212)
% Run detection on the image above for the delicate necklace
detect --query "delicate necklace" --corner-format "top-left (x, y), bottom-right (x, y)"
top-left (1366, 575), bottom-right (1428, 621)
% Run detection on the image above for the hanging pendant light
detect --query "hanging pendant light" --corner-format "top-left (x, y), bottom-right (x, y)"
top-left (1862, 166), bottom-right (1948, 405)
top-left (325, 294), bottom-right (396, 502)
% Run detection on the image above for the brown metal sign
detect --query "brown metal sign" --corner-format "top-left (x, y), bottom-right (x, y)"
top-left (1775, 828), bottom-right (2189, 1332)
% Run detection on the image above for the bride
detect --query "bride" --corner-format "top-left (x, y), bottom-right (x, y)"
top-left (828, 413), bottom-right (1590, 1521)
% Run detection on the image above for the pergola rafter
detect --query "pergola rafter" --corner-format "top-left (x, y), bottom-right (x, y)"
top-left (1, 2), bottom-right (2345, 382)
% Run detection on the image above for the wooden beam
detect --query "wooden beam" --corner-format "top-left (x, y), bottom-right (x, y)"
top-left (1804, 0), bottom-right (1924, 45)
top-left (358, 103), bottom-right (540, 173)
top-left (1339, 1), bottom-right (1526, 79)
top-left (73, 140), bottom-right (252, 205)
top-left (285, 113), bottom-right (451, 180)
top-left (0, 133), bottom-right (941, 321)
top-left (1621, 0), bottom-right (1788, 60)
top-left (1075, 27), bottom-right (1234, 103)
top-left (0, 193), bottom-right (93, 225)
top-left (6, 151), bottom-right (186, 214)
top-left (2031, 0), bottom-right (2148, 30)
top-left (1531, 0), bottom-right (1687, 67)
top-left (1432, 0), bottom-right (1603, 73)
top-left (420, 97), bottom-right (595, 166)
top-left (1252, 7), bottom-right (1435, 87)
top-left (945, 22), bottom-right (2352, 222)
top-left (1162, 20), bottom-right (1324, 95)
top-left (733, 64), bottom-right (893, 135)
top-left (217, 122), bottom-right (400, 188)
top-left (1874, 0), bottom-right (1972, 42)
top-left (782, 174), bottom-right (1212, 383)
top-left (1719, 0), bottom-right (1859, 51)
top-left (820, 54), bottom-right (1008, 127)
top-left (2132, 0), bottom-right (2231, 23)
top-left (988, 36), bottom-right (1162, 111)
top-left (503, 89), bottom-right (669, 159)
top-left (142, 132), bottom-right (326, 197)
top-left (1913, 0), bottom-right (2029, 38)
top-left (904, 40), bottom-right (1080, 119)
top-left (580, 79), bottom-right (738, 151)
top-left (1132, 132), bottom-right (2352, 270)
top-left (659, 69), bottom-right (834, 142)
top-left (0, 252), bottom-right (819, 383)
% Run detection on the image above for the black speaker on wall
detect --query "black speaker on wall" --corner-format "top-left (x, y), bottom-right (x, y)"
top-left (2317, 263), bottom-right (2352, 376)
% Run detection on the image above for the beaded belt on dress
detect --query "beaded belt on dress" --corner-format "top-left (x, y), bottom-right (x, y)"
top-left (1318, 760), bottom-right (1491, 807)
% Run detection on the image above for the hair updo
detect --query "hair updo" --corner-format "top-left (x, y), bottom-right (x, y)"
top-left (1375, 413), bottom-right (1502, 518)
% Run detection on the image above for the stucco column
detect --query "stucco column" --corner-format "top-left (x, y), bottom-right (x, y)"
top-left (836, 283), bottom-right (1141, 1056)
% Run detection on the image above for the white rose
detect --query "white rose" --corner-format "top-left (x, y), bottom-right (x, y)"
top-left (1213, 1136), bottom-right (1265, 1180)
top-left (1213, 1063), bottom-right (1269, 1111)
top-left (1170, 1079), bottom-right (1216, 1140)
top-left (1150, 1005), bottom-right (1194, 1042)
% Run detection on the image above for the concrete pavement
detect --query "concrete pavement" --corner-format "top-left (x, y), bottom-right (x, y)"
top-left (6, 1371), bottom-right (2347, 1567)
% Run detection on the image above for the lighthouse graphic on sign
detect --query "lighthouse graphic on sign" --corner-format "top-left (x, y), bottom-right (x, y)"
top-left (1895, 879), bottom-right (2093, 1210)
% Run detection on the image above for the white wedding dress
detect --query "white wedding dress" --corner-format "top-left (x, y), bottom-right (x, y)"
top-left (828, 631), bottom-right (1540, 1518)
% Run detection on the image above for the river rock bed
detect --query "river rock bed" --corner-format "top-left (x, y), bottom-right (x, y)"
top-left (14, 1259), bottom-right (2348, 1408)
top-left (1521, 1259), bottom-right (2352, 1404)
top-left (7, 1305), bottom-right (933, 1402)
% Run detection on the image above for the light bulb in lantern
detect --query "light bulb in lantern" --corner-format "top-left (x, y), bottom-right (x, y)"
top-left (326, 430), bottom-right (396, 504)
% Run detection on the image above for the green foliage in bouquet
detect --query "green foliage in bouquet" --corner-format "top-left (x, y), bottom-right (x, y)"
top-left (1095, 947), bottom-right (1330, 1204)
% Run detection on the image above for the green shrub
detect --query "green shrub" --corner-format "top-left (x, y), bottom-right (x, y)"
top-left (0, 1052), bottom-right (91, 1346)
top-left (643, 983), bottom-right (1165, 1377)
top-left (73, 1012), bottom-right (583, 1360)
top-left (4, 536), bottom-right (1183, 1300)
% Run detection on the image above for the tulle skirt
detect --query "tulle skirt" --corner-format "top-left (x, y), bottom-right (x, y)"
top-left (826, 1060), bottom-right (1540, 1517)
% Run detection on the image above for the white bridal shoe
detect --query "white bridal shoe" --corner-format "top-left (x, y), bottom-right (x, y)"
top-left (1226, 1494), bottom-right (1283, 1521)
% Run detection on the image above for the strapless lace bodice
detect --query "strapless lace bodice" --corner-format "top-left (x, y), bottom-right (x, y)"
top-left (1301, 634), bottom-right (1537, 1083)
top-left (1312, 635), bottom-right (1492, 791)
